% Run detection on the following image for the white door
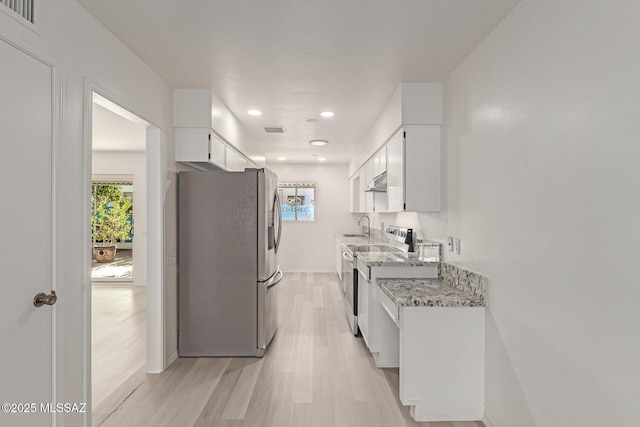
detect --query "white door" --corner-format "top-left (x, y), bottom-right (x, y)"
top-left (0, 38), bottom-right (56, 427)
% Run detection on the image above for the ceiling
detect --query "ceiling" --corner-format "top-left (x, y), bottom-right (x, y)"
top-left (93, 103), bottom-right (147, 152)
top-left (77, 0), bottom-right (520, 163)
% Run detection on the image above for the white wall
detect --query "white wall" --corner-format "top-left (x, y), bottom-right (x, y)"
top-left (1, 1), bottom-right (176, 422)
top-left (92, 151), bottom-right (147, 285)
top-left (416, 1), bottom-right (640, 426)
top-left (266, 163), bottom-right (359, 272)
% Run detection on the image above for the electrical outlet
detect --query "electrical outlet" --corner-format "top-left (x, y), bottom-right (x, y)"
top-left (453, 238), bottom-right (461, 254)
top-left (448, 237), bottom-right (454, 252)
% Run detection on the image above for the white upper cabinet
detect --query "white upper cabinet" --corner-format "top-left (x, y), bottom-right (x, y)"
top-left (174, 88), bottom-right (259, 171)
top-left (364, 159), bottom-right (375, 212)
top-left (386, 130), bottom-right (404, 211)
top-left (225, 145), bottom-right (238, 171)
top-left (349, 172), bottom-right (361, 213)
top-left (175, 128), bottom-right (226, 170)
top-left (373, 146), bottom-right (387, 177)
top-left (174, 128), bottom-right (254, 172)
top-left (210, 132), bottom-right (227, 169)
top-left (350, 83), bottom-right (442, 213)
top-left (237, 155), bottom-right (248, 172)
top-left (387, 126), bottom-right (441, 212)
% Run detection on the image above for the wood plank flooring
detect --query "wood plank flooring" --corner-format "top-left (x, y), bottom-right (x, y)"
top-left (94, 273), bottom-right (485, 427)
top-left (92, 284), bottom-right (146, 422)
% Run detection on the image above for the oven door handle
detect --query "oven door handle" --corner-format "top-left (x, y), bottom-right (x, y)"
top-left (342, 251), bottom-right (354, 262)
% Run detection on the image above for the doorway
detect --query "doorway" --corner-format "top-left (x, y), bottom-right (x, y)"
top-left (89, 92), bottom-right (158, 423)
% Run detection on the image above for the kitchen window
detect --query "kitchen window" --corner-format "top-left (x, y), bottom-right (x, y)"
top-left (278, 182), bottom-right (315, 222)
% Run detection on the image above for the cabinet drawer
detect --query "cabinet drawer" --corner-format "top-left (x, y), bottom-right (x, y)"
top-left (378, 287), bottom-right (399, 327)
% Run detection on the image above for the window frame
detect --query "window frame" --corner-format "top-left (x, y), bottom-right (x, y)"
top-left (278, 182), bottom-right (315, 222)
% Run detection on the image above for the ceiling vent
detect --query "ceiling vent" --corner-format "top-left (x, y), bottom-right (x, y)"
top-left (264, 126), bottom-right (285, 134)
top-left (1, 0), bottom-right (35, 24)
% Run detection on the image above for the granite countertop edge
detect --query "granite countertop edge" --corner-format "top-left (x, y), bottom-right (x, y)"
top-left (378, 278), bottom-right (486, 308)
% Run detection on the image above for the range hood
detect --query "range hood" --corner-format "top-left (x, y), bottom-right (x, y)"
top-left (365, 171), bottom-right (387, 192)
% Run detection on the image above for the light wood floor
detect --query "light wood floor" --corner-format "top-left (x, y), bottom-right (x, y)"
top-left (94, 273), bottom-right (485, 427)
top-left (92, 284), bottom-right (146, 416)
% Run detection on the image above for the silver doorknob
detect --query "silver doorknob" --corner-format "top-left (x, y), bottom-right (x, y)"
top-left (34, 291), bottom-right (57, 307)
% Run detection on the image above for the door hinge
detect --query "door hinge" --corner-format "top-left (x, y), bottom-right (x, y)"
top-left (403, 203), bottom-right (406, 210)
top-left (208, 153), bottom-right (211, 159)
top-left (208, 133), bottom-right (211, 141)
top-left (403, 131), bottom-right (406, 139)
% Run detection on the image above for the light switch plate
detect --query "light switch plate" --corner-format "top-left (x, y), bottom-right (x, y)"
top-left (448, 237), bottom-right (454, 252)
top-left (453, 238), bottom-right (461, 254)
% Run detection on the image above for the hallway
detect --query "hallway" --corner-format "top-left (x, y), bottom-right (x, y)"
top-left (94, 273), bottom-right (484, 427)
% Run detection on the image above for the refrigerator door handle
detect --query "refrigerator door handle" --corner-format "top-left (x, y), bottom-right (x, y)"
top-left (274, 191), bottom-right (283, 253)
top-left (265, 268), bottom-right (283, 289)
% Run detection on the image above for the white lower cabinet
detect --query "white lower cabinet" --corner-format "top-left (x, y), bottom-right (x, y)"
top-left (377, 294), bottom-right (485, 421)
top-left (357, 262), bottom-right (438, 367)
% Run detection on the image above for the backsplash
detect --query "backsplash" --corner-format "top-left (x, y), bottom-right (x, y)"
top-left (440, 263), bottom-right (487, 302)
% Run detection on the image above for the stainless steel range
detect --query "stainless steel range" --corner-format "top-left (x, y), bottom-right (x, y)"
top-left (342, 240), bottom-right (402, 336)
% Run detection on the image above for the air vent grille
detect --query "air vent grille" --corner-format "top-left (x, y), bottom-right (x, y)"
top-left (264, 126), bottom-right (285, 134)
top-left (1, 0), bottom-right (35, 23)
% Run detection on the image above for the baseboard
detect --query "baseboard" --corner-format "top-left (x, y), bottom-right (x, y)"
top-left (280, 269), bottom-right (336, 273)
top-left (166, 351), bottom-right (178, 368)
top-left (483, 413), bottom-right (499, 427)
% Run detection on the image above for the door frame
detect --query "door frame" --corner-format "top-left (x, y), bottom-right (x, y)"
top-left (0, 29), bottom-right (63, 426)
top-left (81, 82), bottom-right (167, 411)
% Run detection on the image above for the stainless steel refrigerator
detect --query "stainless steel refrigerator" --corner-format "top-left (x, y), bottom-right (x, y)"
top-left (178, 168), bottom-right (283, 357)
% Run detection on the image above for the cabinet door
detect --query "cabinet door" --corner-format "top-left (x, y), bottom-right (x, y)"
top-left (209, 133), bottom-right (226, 168)
top-left (386, 130), bottom-right (405, 212)
top-left (364, 159), bottom-right (375, 212)
top-left (225, 145), bottom-right (238, 171)
top-left (175, 128), bottom-right (210, 162)
top-left (378, 145), bottom-right (387, 175)
top-left (405, 126), bottom-right (441, 212)
top-left (372, 151), bottom-right (380, 176)
top-left (237, 155), bottom-right (248, 171)
top-left (358, 166), bottom-right (366, 213)
top-left (349, 173), bottom-right (361, 213)
top-left (357, 269), bottom-right (370, 347)
top-left (373, 146), bottom-right (387, 176)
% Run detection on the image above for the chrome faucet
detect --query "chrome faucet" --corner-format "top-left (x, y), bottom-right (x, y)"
top-left (357, 215), bottom-right (370, 236)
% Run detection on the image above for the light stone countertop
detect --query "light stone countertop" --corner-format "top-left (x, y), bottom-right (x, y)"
top-left (336, 232), bottom-right (438, 267)
top-left (355, 251), bottom-right (438, 267)
top-left (378, 278), bottom-right (486, 308)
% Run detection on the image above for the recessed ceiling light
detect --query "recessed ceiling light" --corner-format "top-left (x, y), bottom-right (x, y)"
top-left (248, 109), bottom-right (261, 116)
top-left (320, 111), bottom-right (334, 118)
top-left (309, 139), bottom-right (329, 147)
top-left (318, 157), bottom-right (326, 161)
top-left (277, 157), bottom-right (286, 161)
top-left (306, 118), bottom-right (318, 123)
